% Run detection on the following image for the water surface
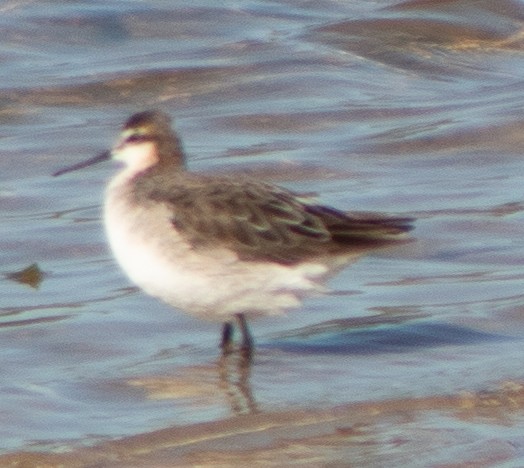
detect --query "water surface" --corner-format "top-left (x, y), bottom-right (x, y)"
top-left (1, 0), bottom-right (524, 465)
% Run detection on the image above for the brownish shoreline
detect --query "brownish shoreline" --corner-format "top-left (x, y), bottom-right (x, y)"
top-left (3, 379), bottom-right (523, 467)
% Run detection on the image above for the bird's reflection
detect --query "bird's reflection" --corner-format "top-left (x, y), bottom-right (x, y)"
top-left (217, 351), bottom-right (258, 415)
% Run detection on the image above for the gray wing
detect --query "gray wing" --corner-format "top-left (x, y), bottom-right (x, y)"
top-left (149, 176), bottom-right (413, 264)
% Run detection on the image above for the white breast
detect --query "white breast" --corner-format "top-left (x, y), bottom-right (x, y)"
top-left (103, 171), bottom-right (337, 322)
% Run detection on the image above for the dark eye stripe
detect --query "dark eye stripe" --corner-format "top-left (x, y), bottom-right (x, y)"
top-left (126, 134), bottom-right (149, 143)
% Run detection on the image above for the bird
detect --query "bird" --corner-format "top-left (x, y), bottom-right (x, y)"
top-left (54, 110), bottom-right (414, 357)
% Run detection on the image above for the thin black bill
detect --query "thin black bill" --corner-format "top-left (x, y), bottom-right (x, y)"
top-left (53, 151), bottom-right (111, 177)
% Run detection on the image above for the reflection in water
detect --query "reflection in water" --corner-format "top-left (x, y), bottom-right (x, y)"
top-left (270, 316), bottom-right (511, 355)
top-left (127, 353), bottom-right (257, 416)
top-left (218, 352), bottom-right (258, 415)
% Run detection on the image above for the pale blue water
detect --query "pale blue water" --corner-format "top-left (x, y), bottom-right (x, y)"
top-left (1, 0), bottom-right (524, 463)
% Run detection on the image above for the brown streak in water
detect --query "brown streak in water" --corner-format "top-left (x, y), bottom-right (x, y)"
top-left (409, 202), bottom-right (524, 219)
top-left (0, 314), bottom-right (71, 328)
top-left (5, 66), bottom-right (258, 107)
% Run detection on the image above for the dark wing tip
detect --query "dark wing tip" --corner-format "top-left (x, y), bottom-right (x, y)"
top-left (305, 205), bottom-right (415, 244)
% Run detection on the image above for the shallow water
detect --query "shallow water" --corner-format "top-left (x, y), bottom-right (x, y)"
top-left (1, 0), bottom-right (524, 465)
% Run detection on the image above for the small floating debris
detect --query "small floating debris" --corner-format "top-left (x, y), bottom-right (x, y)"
top-left (5, 263), bottom-right (45, 289)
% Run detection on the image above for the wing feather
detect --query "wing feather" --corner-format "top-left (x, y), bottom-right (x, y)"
top-left (142, 174), bottom-right (413, 264)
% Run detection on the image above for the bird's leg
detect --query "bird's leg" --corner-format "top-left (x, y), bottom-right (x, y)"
top-left (221, 321), bottom-right (234, 354)
top-left (236, 313), bottom-right (254, 358)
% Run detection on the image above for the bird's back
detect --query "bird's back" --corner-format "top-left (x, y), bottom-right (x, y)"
top-left (132, 170), bottom-right (414, 265)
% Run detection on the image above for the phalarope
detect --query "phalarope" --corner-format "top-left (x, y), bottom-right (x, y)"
top-left (54, 110), bottom-right (414, 357)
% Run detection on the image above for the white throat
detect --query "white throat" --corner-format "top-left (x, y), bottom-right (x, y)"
top-left (113, 142), bottom-right (158, 172)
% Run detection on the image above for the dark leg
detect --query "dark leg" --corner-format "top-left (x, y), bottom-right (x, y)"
top-left (221, 321), bottom-right (234, 354)
top-left (236, 313), bottom-right (254, 358)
